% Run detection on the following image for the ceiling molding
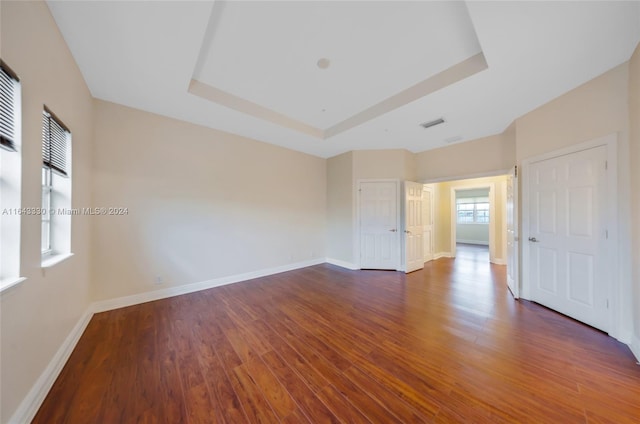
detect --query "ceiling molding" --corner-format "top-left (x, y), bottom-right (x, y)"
top-left (190, 53), bottom-right (487, 140)
top-left (324, 52), bottom-right (488, 138)
top-left (188, 79), bottom-right (324, 139)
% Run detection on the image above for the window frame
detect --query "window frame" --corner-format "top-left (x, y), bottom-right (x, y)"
top-left (0, 59), bottom-right (23, 289)
top-left (0, 59), bottom-right (20, 152)
top-left (456, 197), bottom-right (490, 225)
top-left (41, 106), bottom-right (72, 263)
top-left (41, 168), bottom-right (53, 256)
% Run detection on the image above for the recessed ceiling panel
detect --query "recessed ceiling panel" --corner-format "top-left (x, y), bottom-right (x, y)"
top-left (192, 1), bottom-right (482, 131)
top-left (46, 0), bottom-right (640, 157)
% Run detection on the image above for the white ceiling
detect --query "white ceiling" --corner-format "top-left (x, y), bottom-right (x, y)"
top-left (46, 1), bottom-right (640, 158)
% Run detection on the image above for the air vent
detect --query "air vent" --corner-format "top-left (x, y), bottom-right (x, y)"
top-left (420, 118), bottom-right (445, 129)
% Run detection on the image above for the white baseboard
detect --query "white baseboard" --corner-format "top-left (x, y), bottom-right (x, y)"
top-left (434, 252), bottom-right (452, 260)
top-left (630, 334), bottom-right (640, 363)
top-left (92, 258), bottom-right (325, 313)
top-left (491, 257), bottom-right (506, 265)
top-left (9, 308), bottom-right (93, 424)
top-left (9, 258), bottom-right (326, 423)
top-left (456, 239), bottom-right (489, 246)
top-left (325, 257), bottom-right (359, 270)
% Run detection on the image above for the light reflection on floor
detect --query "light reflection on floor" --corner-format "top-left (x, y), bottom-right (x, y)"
top-left (450, 243), bottom-right (497, 315)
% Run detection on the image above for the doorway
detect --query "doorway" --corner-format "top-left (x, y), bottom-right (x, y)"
top-left (450, 182), bottom-right (499, 263)
top-left (454, 187), bottom-right (491, 262)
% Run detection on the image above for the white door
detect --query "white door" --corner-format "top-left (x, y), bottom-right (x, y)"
top-left (506, 166), bottom-right (519, 298)
top-left (528, 146), bottom-right (609, 331)
top-left (404, 182), bottom-right (424, 273)
top-left (359, 181), bottom-right (400, 270)
top-left (423, 185), bottom-right (434, 262)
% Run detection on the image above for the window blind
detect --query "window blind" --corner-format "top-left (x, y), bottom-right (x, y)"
top-left (0, 60), bottom-right (19, 152)
top-left (456, 196), bottom-right (489, 204)
top-left (42, 107), bottom-right (70, 177)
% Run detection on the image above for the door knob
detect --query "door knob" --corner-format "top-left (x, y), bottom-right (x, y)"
top-left (389, 229), bottom-right (397, 232)
top-left (404, 230), bottom-right (412, 234)
top-left (528, 237), bottom-right (539, 242)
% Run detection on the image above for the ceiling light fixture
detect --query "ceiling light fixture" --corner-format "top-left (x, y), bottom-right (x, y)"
top-left (420, 118), bottom-right (445, 129)
top-left (316, 58), bottom-right (330, 69)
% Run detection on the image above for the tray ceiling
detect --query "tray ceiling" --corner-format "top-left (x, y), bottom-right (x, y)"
top-left (46, 1), bottom-right (640, 158)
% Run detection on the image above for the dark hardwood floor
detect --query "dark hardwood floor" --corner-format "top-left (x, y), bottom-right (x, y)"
top-left (34, 251), bottom-right (640, 423)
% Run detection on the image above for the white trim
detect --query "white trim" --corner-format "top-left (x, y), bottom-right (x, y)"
top-left (456, 239), bottom-right (489, 246)
top-left (92, 258), bottom-right (325, 313)
top-left (492, 257), bottom-right (506, 265)
top-left (325, 258), bottom-right (359, 270)
top-left (434, 252), bottom-right (452, 260)
top-left (9, 308), bottom-right (93, 424)
top-left (41, 252), bottom-right (74, 268)
top-left (0, 276), bottom-right (27, 294)
top-left (630, 334), bottom-right (640, 363)
top-left (421, 169), bottom-right (511, 184)
top-left (520, 133), bottom-right (620, 338)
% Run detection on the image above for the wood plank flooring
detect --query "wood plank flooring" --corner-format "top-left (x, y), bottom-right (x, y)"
top-left (34, 249), bottom-right (640, 423)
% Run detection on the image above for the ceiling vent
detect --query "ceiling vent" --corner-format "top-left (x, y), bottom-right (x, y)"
top-left (420, 118), bottom-right (445, 129)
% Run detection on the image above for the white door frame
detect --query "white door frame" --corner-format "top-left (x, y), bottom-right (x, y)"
top-left (450, 182), bottom-right (497, 262)
top-left (521, 133), bottom-right (619, 337)
top-left (355, 179), bottom-right (401, 271)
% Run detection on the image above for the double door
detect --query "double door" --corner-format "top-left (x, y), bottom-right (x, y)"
top-left (359, 180), bottom-right (424, 273)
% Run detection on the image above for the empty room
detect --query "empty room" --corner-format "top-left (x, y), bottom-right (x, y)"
top-left (1, 1), bottom-right (640, 422)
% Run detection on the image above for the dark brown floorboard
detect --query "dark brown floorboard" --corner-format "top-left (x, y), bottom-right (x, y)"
top-left (34, 248), bottom-right (640, 423)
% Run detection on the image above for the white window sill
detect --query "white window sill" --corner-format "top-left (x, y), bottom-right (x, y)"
top-left (41, 252), bottom-right (74, 268)
top-left (0, 277), bottom-right (27, 294)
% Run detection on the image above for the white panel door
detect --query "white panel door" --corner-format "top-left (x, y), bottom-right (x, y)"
top-left (506, 166), bottom-right (519, 298)
top-left (528, 146), bottom-right (608, 331)
top-left (404, 181), bottom-right (424, 273)
top-left (423, 185), bottom-right (434, 262)
top-left (359, 181), bottom-right (400, 270)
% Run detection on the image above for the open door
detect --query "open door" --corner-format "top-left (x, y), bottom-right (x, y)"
top-left (506, 166), bottom-right (519, 298)
top-left (404, 181), bottom-right (424, 273)
top-left (423, 185), bottom-right (434, 262)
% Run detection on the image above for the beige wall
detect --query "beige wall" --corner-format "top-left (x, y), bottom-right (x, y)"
top-left (432, 175), bottom-right (507, 261)
top-left (515, 61), bottom-right (633, 342)
top-left (0, 2), bottom-right (94, 422)
top-left (515, 63), bottom-right (629, 161)
top-left (352, 149), bottom-right (416, 181)
top-left (415, 127), bottom-right (516, 182)
top-left (629, 43), bottom-right (640, 347)
top-left (91, 100), bottom-right (326, 301)
top-left (326, 152), bottom-right (354, 263)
